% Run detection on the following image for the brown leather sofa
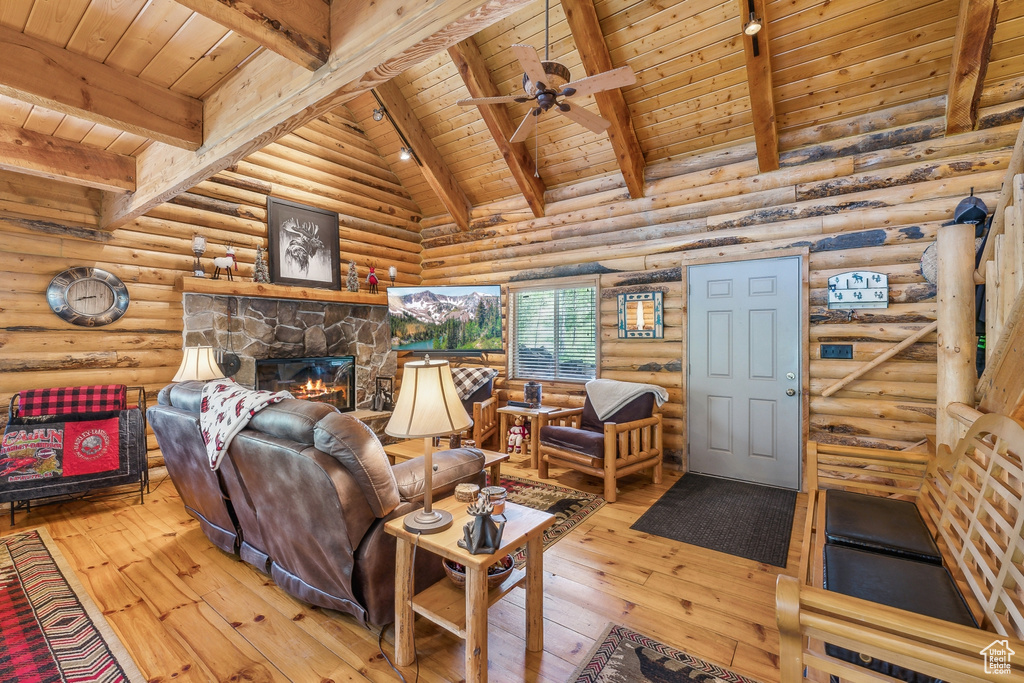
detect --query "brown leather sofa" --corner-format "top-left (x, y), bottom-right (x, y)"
top-left (149, 381), bottom-right (484, 626)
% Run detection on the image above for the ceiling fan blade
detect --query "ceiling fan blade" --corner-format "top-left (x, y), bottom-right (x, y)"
top-left (510, 110), bottom-right (539, 143)
top-left (457, 95), bottom-right (522, 106)
top-left (511, 44), bottom-right (547, 89)
top-left (562, 66), bottom-right (636, 97)
top-left (557, 104), bottom-right (612, 135)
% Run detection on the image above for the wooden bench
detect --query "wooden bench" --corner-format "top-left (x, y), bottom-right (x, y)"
top-left (778, 413), bottom-right (1024, 682)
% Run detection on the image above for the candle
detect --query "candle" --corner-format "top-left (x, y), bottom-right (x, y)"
top-left (192, 235), bottom-right (206, 254)
top-left (388, 266), bottom-right (397, 284)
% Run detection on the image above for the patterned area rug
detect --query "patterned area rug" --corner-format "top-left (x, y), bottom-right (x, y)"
top-left (498, 475), bottom-right (604, 568)
top-left (631, 473), bottom-right (796, 567)
top-left (572, 623), bottom-right (760, 683)
top-left (0, 527), bottom-right (145, 682)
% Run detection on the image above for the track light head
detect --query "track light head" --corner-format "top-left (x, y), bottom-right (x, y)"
top-left (372, 108), bottom-right (385, 122)
top-left (399, 147), bottom-right (413, 161)
top-left (744, 12), bottom-right (762, 36)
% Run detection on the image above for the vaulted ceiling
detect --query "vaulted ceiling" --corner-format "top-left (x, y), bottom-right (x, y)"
top-left (0, 0), bottom-right (1021, 231)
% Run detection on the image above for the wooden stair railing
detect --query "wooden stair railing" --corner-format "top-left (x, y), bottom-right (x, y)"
top-left (821, 321), bottom-right (938, 398)
top-left (976, 117), bottom-right (1024, 420)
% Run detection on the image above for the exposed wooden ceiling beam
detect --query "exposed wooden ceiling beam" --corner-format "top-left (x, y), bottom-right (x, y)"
top-left (0, 25), bottom-right (202, 150)
top-left (738, 0), bottom-right (779, 172)
top-left (448, 37), bottom-right (545, 218)
top-left (375, 79), bottom-right (472, 230)
top-left (0, 124), bottom-right (135, 193)
top-left (173, 0), bottom-right (329, 70)
top-left (560, 0), bottom-right (644, 199)
top-left (945, 0), bottom-right (999, 135)
top-left (102, 0), bottom-right (534, 230)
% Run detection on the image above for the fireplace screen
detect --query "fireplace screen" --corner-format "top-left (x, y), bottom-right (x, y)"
top-left (255, 356), bottom-right (355, 412)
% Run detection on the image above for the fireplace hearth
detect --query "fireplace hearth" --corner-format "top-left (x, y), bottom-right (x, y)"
top-left (256, 356), bottom-right (355, 413)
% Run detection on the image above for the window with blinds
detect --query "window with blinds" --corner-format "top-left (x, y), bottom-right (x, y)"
top-left (511, 285), bottom-right (597, 381)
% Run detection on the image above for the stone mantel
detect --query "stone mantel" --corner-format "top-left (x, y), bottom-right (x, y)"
top-left (176, 276), bottom-right (388, 306)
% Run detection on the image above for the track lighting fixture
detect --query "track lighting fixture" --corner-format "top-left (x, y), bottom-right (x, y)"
top-left (372, 108), bottom-right (385, 122)
top-left (744, 12), bottom-right (762, 35)
top-left (399, 147), bottom-right (413, 161)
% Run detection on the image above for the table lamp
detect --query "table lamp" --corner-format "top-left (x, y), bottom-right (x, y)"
top-left (386, 356), bottom-right (472, 533)
top-left (173, 346), bottom-right (226, 382)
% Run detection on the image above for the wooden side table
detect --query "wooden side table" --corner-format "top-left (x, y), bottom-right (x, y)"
top-left (383, 439), bottom-right (509, 486)
top-left (386, 498), bottom-right (555, 683)
top-left (497, 405), bottom-right (560, 468)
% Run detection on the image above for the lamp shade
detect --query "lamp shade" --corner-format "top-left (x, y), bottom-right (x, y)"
top-left (173, 346), bottom-right (226, 382)
top-left (386, 357), bottom-right (471, 438)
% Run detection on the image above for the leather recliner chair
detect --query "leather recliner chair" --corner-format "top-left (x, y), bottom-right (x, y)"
top-left (149, 381), bottom-right (485, 626)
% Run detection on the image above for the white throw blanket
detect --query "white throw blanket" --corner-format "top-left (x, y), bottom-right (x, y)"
top-left (585, 379), bottom-right (669, 421)
top-left (199, 379), bottom-right (292, 470)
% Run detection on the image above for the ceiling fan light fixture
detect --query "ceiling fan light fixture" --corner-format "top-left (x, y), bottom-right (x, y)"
top-left (372, 108), bottom-right (385, 121)
top-left (744, 12), bottom-right (763, 36)
top-left (399, 147), bottom-right (413, 161)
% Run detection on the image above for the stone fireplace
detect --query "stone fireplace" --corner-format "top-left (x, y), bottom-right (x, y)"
top-left (181, 293), bottom-right (395, 410)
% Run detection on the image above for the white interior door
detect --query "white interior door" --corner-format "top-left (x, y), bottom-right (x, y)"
top-left (687, 256), bottom-right (802, 489)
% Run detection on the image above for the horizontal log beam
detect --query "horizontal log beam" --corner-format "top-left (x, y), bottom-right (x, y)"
top-left (0, 124), bottom-right (135, 193)
top-left (0, 24), bottom-right (202, 150)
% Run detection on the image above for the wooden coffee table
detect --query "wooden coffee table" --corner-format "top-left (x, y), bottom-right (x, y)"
top-left (383, 439), bottom-right (509, 486)
top-left (386, 497), bottom-right (555, 682)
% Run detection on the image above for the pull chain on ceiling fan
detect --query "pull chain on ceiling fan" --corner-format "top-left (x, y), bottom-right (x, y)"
top-left (457, 0), bottom-right (636, 148)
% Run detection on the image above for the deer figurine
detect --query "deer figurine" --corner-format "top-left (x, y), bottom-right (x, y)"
top-left (212, 246), bottom-right (237, 281)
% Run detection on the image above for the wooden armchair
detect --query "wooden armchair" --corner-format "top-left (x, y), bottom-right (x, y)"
top-left (537, 392), bottom-right (662, 502)
top-left (452, 367), bottom-right (499, 449)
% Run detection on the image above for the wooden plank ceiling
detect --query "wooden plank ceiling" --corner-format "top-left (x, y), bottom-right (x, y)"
top-left (0, 0), bottom-right (1022, 228)
top-left (349, 0), bottom-right (1024, 223)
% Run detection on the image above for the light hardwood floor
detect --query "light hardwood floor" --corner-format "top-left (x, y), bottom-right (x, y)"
top-left (12, 455), bottom-right (804, 682)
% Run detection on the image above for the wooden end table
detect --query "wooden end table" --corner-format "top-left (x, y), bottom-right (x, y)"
top-left (383, 439), bottom-right (509, 486)
top-left (497, 405), bottom-right (561, 469)
top-left (385, 498), bottom-right (555, 682)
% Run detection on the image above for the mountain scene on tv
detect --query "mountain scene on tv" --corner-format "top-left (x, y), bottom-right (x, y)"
top-left (389, 287), bottom-right (502, 351)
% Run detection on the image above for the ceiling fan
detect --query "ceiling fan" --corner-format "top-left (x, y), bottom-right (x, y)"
top-left (455, 4), bottom-right (635, 143)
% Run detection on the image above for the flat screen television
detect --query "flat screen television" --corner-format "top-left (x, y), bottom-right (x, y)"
top-left (388, 285), bottom-right (502, 353)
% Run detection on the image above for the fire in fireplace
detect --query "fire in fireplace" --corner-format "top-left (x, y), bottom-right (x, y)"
top-left (255, 356), bottom-right (355, 412)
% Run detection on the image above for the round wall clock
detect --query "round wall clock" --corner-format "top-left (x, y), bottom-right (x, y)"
top-left (47, 267), bottom-right (130, 327)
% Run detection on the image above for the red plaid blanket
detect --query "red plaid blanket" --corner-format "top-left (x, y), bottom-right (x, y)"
top-left (16, 385), bottom-right (127, 418)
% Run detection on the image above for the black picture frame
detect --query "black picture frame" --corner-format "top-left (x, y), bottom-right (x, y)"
top-left (267, 197), bottom-right (341, 289)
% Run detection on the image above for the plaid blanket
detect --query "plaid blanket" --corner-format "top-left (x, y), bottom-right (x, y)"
top-left (200, 380), bottom-right (292, 470)
top-left (451, 367), bottom-right (497, 400)
top-left (15, 385), bottom-right (126, 418)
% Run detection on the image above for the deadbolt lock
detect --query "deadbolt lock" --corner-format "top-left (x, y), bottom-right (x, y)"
top-left (786, 372), bottom-right (796, 380)
top-left (786, 388), bottom-right (796, 396)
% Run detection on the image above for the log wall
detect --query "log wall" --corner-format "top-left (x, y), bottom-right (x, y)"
top-left (417, 88), bottom-right (1024, 467)
top-left (0, 108), bottom-right (423, 460)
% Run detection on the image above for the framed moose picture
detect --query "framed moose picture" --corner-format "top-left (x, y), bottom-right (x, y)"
top-left (267, 197), bottom-right (341, 289)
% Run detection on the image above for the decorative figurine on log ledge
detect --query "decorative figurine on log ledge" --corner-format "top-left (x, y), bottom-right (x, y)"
top-left (253, 246), bottom-right (270, 283)
top-left (458, 494), bottom-right (505, 555)
top-left (346, 260), bottom-right (359, 292)
top-left (366, 266), bottom-right (379, 294)
top-left (212, 246), bottom-right (236, 281)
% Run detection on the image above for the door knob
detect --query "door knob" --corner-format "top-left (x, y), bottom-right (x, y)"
top-left (786, 388), bottom-right (796, 396)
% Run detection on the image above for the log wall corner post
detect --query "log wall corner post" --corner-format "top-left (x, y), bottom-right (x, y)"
top-left (936, 221), bottom-right (978, 448)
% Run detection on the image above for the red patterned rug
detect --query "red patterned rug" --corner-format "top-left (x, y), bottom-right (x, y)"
top-left (572, 624), bottom-right (760, 682)
top-left (497, 475), bottom-right (604, 569)
top-left (0, 528), bottom-right (145, 682)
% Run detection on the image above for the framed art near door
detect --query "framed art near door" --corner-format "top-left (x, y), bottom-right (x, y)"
top-left (267, 197), bottom-right (341, 289)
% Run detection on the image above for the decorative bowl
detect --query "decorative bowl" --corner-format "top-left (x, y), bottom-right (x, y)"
top-left (443, 554), bottom-right (514, 589)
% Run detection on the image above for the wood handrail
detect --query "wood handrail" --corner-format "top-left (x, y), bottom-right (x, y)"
top-left (946, 401), bottom-right (983, 427)
top-left (821, 321), bottom-right (938, 397)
